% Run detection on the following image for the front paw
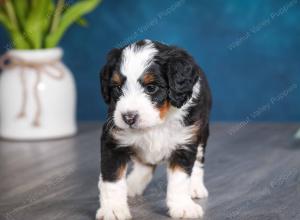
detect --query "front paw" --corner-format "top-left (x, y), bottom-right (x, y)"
top-left (96, 205), bottom-right (132, 220)
top-left (168, 199), bottom-right (204, 219)
top-left (127, 185), bottom-right (142, 197)
top-left (190, 182), bottom-right (209, 199)
top-left (127, 177), bottom-right (144, 197)
top-left (127, 182), bottom-right (144, 197)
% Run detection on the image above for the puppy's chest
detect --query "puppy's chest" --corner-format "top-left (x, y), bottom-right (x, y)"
top-left (132, 129), bottom-right (177, 164)
top-left (115, 121), bottom-right (194, 164)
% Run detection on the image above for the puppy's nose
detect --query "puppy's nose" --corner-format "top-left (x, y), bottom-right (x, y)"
top-left (122, 111), bottom-right (138, 126)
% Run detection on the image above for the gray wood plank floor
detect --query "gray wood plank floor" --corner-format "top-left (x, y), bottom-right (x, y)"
top-left (0, 123), bottom-right (299, 220)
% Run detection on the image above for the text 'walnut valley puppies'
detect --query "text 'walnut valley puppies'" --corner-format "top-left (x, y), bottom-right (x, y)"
top-left (96, 39), bottom-right (212, 220)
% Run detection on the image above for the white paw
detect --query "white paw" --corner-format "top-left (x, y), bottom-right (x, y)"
top-left (127, 178), bottom-right (144, 197)
top-left (190, 182), bottom-right (209, 199)
top-left (127, 185), bottom-right (142, 197)
top-left (168, 200), bottom-right (204, 219)
top-left (96, 205), bottom-right (132, 220)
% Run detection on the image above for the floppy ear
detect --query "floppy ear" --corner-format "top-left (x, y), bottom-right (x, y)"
top-left (164, 47), bottom-right (199, 108)
top-left (100, 48), bottom-right (121, 104)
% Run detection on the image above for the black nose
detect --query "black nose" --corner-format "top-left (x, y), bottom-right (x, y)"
top-left (122, 111), bottom-right (138, 126)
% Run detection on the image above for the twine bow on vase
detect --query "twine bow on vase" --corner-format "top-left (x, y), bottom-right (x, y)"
top-left (0, 52), bottom-right (65, 127)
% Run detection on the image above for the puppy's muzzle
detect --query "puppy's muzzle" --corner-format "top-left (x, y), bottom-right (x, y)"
top-left (122, 111), bottom-right (138, 126)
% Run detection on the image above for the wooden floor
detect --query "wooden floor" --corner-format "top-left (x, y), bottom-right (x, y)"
top-left (0, 123), bottom-right (299, 220)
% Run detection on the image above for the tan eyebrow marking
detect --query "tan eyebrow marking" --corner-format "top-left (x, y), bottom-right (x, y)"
top-left (143, 73), bottom-right (155, 84)
top-left (111, 71), bottom-right (122, 85)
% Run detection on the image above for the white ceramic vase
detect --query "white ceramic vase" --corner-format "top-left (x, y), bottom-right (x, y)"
top-left (0, 48), bottom-right (77, 140)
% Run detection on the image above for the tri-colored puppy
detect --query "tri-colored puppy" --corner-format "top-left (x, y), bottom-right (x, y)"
top-left (96, 39), bottom-right (211, 220)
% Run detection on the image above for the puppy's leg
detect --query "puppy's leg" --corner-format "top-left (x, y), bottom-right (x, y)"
top-left (96, 137), bottom-right (132, 220)
top-left (167, 149), bottom-right (204, 219)
top-left (191, 126), bottom-right (209, 199)
top-left (127, 159), bottom-right (155, 197)
top-left (190, 145), bottom-right (208, 199)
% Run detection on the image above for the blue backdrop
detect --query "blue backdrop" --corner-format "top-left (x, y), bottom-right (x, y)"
top-left (0, 0), bottom-right (299, 121)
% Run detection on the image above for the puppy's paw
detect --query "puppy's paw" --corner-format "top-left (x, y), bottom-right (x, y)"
top-left (127, 178), bottom-right (144, 197)
top-left (190, 182), bottom-right (209, 199)
top-left (127, 185), bottom-right (142, 197)
top-left (168, 200), bottom-right (204, 219)
top-left (127, 185), bottom-right (143, 198)
top-left (96, 205), bottom-right (132, 220)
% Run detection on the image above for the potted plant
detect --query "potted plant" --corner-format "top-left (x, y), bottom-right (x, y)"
top-left (0, 0), bottom-right (101, 140)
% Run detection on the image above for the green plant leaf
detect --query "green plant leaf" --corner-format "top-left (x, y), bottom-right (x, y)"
top-left (45, 0), bottom-right (101, 48)
top-left (1, 1), bottom-right (31, 49)
top-left (12, 0), bottom-right (28, 28)
top-left (3, 1), bottom-right (18, 29)
top-left (25, 0), bottom-right (52, 48)
top-left (0, 9), bottom-right (13, 31)
top-left (0, 12), bottom-right (30, 49)
top-left (49, 0), bottom-right (64, 34)
top-left (10, 31), bottom-right (31, 49)
top-left (42, 0), bottom-right (55, 39)
top-left (76, 17), bottom-right (88, 27)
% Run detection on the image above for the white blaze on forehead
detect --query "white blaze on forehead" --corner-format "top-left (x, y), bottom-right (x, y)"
top-left (113, 41), bottom-right (161, 130)
top-left (120, 41), bottom-right (157, 83)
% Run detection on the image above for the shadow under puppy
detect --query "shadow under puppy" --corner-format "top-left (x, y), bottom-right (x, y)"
top-left (96, 39), bottom-right (212, 220)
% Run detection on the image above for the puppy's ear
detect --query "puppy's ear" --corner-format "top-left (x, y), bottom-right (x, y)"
top-left (100, 48), bottom-right (121, 104)
top-left (162, 47), bottom-right (199, 108)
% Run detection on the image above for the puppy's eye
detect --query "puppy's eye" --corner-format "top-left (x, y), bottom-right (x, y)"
top-left (145, 84), bottom-right (158, 95)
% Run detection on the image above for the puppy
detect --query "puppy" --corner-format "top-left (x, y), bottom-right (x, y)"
top-left (96, 39), bottom-right (211, 220)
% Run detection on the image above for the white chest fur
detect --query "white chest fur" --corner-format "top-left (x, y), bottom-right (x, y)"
top-left (114, 108), bottom-right (196, 164)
